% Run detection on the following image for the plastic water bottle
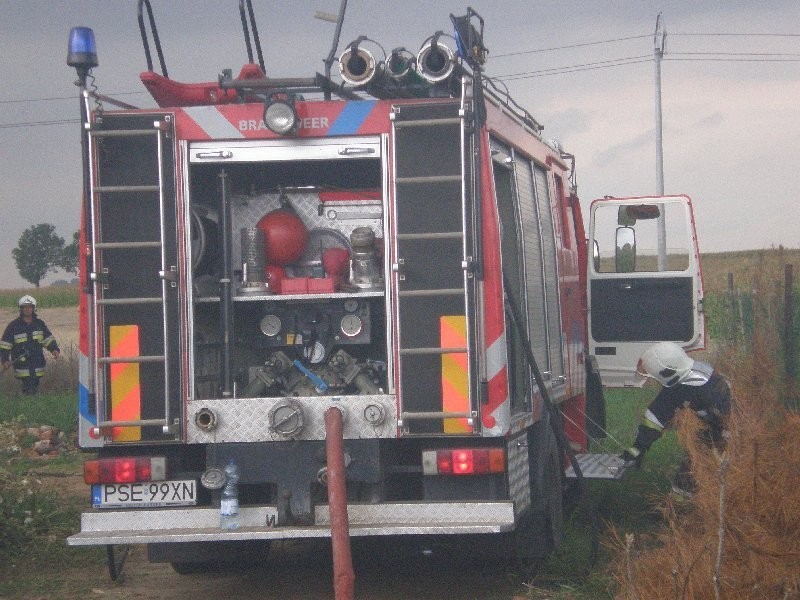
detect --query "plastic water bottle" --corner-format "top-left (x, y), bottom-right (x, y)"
top-left (220, 459), bottom-right (240, 530)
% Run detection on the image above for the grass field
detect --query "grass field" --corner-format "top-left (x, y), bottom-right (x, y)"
top-left (528, 386), bottom-right (682, 598)
top-left (699, 247), bottom-right (800, 293)
top-left (0, 284), bottom-right (78, 309)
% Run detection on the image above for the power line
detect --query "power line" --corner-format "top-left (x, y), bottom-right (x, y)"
top-left (0, 91), bottom-right (146, 105)
top-left (671, 32), bottom-right (800, 37)
top-left (666, 57), bottom-right (800, 63)
top-left (670, 51), bottom-right (800, 57)
top-left (493, 48), bottom-right (800, 82)
top-left (497, 58), bottom-right (653, 81)
top-left (492, 34), bottom-right (651, 58)
top-left (492, 32), bottom-right (800, 60)
top-left (495, 54), bottom-right (652, 80)
top-left (0, 119), bottom-right (79, 130)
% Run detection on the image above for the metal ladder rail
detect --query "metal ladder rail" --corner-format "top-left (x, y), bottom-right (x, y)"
top-left (88, 124), bottom-right (174, 435)
top-left (391, 105), bottom-right (475, 429)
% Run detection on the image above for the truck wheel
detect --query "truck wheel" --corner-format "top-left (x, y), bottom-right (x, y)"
top-left (157, 540), bottom-right (271, 574)
top-left (511, 417), bottom-right (564, 572)
top-left (171, 561), bottom-right (210, 575)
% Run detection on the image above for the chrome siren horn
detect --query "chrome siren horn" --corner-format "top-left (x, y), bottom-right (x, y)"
top-left (338, 43), bottom-right (379, 86)
top-left (386, 48), bottom-right (415, 81)
top-left (416, 39), bottom-right (454, 83)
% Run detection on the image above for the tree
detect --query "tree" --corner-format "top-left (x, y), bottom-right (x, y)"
top-left (59, 231), bottom-right (80, 275)
top-left (12, 224), bottom-right (65, 287)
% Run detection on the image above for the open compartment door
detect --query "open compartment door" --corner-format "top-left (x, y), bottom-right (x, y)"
top-left (587, 195), bottom-right (704, 387)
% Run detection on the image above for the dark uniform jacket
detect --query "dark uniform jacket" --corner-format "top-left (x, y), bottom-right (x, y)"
top-left (649, 371), bottom-right (731, 432)
top-left (633, 364), bottom-right (731, 454)
top-left (0, 315), bottom-right (59, 379)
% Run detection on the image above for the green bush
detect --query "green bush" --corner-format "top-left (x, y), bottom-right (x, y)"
top-left (0, 393), bottom-right (77, 435)
top-left (0, 422), bottom-right (80, 568)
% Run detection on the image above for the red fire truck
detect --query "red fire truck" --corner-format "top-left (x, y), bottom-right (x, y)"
top-left (66, 2), bottom-right (704, 575)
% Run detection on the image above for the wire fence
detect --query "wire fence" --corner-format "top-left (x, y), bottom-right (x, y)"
top-left (705, 264), bottom-right (798, 409)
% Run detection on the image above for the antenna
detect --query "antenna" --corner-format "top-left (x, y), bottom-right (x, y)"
top-left (320, 0), bottom-right (349, 100)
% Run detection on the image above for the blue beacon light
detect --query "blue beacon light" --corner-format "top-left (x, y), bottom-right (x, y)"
top-left (67, 27), bottom-right (98, 71)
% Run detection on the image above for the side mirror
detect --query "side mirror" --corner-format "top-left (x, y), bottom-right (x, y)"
top-left (592, 239), bottom-right (601, 272)
top-left (615, 226), bottom-right (636, 272)
top-left (617, 204), bottom-right (661, 226)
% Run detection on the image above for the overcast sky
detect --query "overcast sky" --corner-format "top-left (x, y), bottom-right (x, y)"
top-left (0, 0), bottom-right (797, 289)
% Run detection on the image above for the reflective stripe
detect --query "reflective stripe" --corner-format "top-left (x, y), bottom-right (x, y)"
top-left (32, 330), bottom-right (44, 341)
top-left (42, 336), bottom-right (56, 348)
top-left (110, 325), bottom-right (142, 442)
top-left (13, 333), bottom-right (27, 343)
top-left (440, 316), bottom-right (470, 434)
top-left (15, 369), bottom-right (30, 377)
top-left (0, 341), bottom-right (11, 350)
top-left (644, 409), bottom-right (665, 430)
top-left (485, 332), bottom-right (506, 381)
top-left (184, 106), bottom-right (244, 139)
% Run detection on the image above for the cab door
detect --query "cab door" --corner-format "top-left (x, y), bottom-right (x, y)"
top-left (587, 195), bottom-right (704, 387)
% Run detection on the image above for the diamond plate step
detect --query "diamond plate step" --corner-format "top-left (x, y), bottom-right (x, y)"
top-left (565, 453), bottom-right (629, 480)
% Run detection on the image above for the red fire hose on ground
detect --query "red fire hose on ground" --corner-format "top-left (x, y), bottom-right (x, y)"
top-left (325, 407), bottom-right (355, 600)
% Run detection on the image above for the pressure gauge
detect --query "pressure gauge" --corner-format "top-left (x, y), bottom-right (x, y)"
top-left (304, 340), bottom-right (327, 364)
top-left (340, 314), bottom-right (363, 338)
top-left (260, 314), bottom-right (282, 337)
top-left (343, 299), bottom-right (359, 313)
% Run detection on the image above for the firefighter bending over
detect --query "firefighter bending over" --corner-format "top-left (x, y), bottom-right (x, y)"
top-left (1, 295), bottom-right (60, 395)
top-left (621, 341), bottom-right (731, 498)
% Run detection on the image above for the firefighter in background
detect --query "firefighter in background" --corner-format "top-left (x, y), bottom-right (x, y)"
top-left (621, 341), bottom-right (731, 498)
top-left (1, 295), bottom-right (60, 395)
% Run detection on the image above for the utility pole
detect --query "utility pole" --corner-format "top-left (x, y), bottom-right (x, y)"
top-left (654, 13), bottom-right (667, 270)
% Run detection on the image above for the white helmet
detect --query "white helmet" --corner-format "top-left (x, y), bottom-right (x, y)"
top-left (637, 342), bottom-right (693, 387)
top-left (18, 295), bottom-right (37, 308)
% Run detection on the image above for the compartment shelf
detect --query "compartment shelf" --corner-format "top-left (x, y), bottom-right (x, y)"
top-left (194, 290), bottom-right (384, 303)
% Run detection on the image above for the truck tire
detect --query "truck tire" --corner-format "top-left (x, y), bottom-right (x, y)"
top-left (151, 540), bottom-right (271, 574)
top-left (511, 413), bottom-right (564, 571)
top-left (585, 356), bottom-right (606, 441)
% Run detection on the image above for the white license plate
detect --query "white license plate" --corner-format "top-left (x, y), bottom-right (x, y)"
top-left (92, 480), bottom-right (197, 509)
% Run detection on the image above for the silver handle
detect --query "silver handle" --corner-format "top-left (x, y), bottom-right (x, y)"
top-left (338, 147), bottom-right (375, 156)
top-left (195, 150), bottom-right (233, 159)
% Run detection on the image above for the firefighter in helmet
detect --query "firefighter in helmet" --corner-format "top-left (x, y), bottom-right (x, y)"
top-left (1, 295), bottom-right (60, 395)
top-left (621, 341), bottom-right (731, 498)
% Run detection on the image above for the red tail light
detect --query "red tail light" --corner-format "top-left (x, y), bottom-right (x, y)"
top-left (422, 448), bottom-right (505, 476)
top-left (84, 456), bottom-right (166, 484)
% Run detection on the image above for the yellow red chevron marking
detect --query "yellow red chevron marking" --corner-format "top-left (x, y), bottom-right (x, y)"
top-left (441, 315), bottom-right (470, 433)
top-left (109, 325), bottom-right (141, 441)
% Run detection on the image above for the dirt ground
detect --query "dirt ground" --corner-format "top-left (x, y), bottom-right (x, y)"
top-left (50, 471), bottom-right (529, 599)
top-left (37, 468), bottom-right (531, 600)
top-left (68, 535), bottom-right (529, 600)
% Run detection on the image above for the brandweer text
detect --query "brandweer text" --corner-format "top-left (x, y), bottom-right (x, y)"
top-left (239, 117), bottom-right (330, 131)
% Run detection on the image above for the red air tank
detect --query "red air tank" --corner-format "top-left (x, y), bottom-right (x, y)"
top-left (256, 198), bottom-right (308, 266)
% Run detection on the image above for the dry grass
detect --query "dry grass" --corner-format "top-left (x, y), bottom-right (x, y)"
top-left (610, 312), bottom-right (800, 599)
top-left (700, 247), bottom-right (800, 294)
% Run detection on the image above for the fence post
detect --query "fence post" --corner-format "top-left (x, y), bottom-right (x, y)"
top-left (785, 264), bottom-right (795, 379)
top-left (727, 273), bottom-right (743, 342)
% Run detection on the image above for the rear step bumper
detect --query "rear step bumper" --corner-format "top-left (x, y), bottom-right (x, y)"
top-left (67, 502), bottom-right (515, 546)
top-left (565, 453), bottom-right (628, 480)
